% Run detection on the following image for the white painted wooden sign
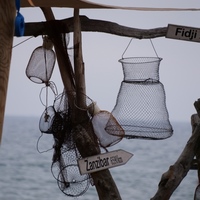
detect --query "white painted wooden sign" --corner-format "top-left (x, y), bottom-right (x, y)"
top-left (77, 149), bottom-right (133, 175)
top-left (166, 24), bottom-right (200, 43)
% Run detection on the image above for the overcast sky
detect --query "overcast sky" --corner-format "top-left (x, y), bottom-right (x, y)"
top-left (5, 0), bottom-right (200, 123)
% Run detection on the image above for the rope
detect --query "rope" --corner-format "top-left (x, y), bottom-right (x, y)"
top-left (12, 36), bottom-right (34, 48)
top-left (121, 38), bottom-right (133, 58)
top-left (150, 39), bottom-right (159, 58)
top-left (121, 38), bottom-right (160, 58)
top-left (36, 133), bottom-right (54, 153)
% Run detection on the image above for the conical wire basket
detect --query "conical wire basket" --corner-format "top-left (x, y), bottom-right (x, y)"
top-left (105, 57), bottom-right (173, 140)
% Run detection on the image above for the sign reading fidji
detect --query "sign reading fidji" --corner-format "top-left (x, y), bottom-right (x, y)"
top-left (166, 24), bottom-right (200, 42)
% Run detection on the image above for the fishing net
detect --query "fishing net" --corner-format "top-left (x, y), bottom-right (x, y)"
top-left (39, 91), bottom-right (93, 197)
top-left (57, 164), bottom-right (90, 197)
top-left (25, 36), bottom-right (56, 84)
top-left (91, 110), bottom-right (124, 148)
top-left (105, 57), bottom-right (173, 140)
top-left (26, 32), bottom-right (94, 197)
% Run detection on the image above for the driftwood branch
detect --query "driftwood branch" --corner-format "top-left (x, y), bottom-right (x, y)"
top-left (151, 99), bottom-right (200, 200)
top-left (73, 10), bottom-right (122, 200)
top-left (40, 9), bottom-right (122, 199)
top-left (23, 15), bottom-right (167, 39)
top-left (193, 101), bottom-right (200, 189)
top-left (73, 124), bottom-right (122, 200)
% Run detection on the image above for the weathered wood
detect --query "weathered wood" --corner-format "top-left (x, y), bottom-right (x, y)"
top-left (24, 16), bottom-right (167, 39)
top-left (40, 7), bottom-right (75, 106)
top-left (73, 10), bottom-right (86, 111)
top-left (193, 102), bottom-right (200, 183)
top-left (0, 1), bottom-right (16, 143)
top-left (73, 125), bottom-right (122, 200)
top-left (41, 8), bottom-right (121, 200)
top-left (73, 10), bottom-right (122, 200)
top-left (151, 99), bottom-right (200, 200)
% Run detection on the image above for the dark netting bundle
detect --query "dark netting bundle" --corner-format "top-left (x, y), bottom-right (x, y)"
top-left (39, 91), bottom-right (92, 197)
top-left (39, 91), bottom-right (69, 135)
top-left (25, 36), bottom-right (56, 84)
top-left (105, 57), bottom-right (173, 140)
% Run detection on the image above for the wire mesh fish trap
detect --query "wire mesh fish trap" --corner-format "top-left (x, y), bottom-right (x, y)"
top-left (51, 147), bottom-right (91, 197)
top-left (105, 57), bottom-right (173, 140)
top-left (25, 36), bottom-right (56, 84)
top-left (91, 110), bottom-right (124, 148)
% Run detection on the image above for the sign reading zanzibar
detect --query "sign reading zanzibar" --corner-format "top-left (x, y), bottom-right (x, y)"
top-left (166, 24), bottom-right (200, 43)
top-left (78, 149), bottom-right (133, 175)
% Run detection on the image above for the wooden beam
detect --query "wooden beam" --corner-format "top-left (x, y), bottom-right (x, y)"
top-left (20, 0), bottom-right (200, 11)
top-left (21, 0), bottom-right (109, 9)
top-left (0, 1), bottom-right (16, 143)
top-left (23, 16), bottom-right (167, 39)
top-left (41, 8), bottom-right (122, 199)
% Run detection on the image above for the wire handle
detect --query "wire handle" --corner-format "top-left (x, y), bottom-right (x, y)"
top-left (121, 38), bottom-right (159, 58)
top-left (121, 38), bottom-right (133, 58)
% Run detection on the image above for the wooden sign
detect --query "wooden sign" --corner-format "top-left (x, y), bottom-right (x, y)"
top-left (166, 24), bottom-right (200, 43)
top-left (78, 149), bottom-right (133, 175)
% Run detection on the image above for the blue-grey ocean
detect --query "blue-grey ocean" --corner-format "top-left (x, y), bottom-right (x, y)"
top-left (0, 116), bottom-right (198, 200)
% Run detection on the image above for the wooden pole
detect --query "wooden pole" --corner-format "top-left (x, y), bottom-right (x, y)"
top-left (72, 9), bottom-right (122, 200)
top-left (0, 1), bottom-right (16, 143)
top-left (41, 7), bottom-right (122, 199)
top-left (73, 9), bottom-right (86, 106)
top-left (73, 9), bottom-right (88, 123)
top-left (40, 7), bottom-right (76, 107)
top-left (151, 99), bottom-right (200, 200)
top-left (193, 102), bottom-right (200, 183)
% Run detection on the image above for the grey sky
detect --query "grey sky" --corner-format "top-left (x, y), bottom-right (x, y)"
top-left (5, 1), bottom-right (200, 122)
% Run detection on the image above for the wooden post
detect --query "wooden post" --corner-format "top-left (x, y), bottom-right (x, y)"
top-left (40, 7), bottom-right (76, 108)
top-left (72, 9), bottom-right (122, 200)
top-left (41, 7), bottom-right (122, 200)
top-left (151, 99), bottom-right (200, 200)
top-left (0, 1), bottom-right (16, 143)
top-left (73, 9), bottom-right (86, 108)
top-left (193, 101), bottom-right (200, 183)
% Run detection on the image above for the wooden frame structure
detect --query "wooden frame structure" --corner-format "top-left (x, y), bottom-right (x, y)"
top-left (1, 1), bottom-right (200, 199)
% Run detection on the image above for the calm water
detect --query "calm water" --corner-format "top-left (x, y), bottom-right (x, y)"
top-left (0, 116), bottom-right (198, 200)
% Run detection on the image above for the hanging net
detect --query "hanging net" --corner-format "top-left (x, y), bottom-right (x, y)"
top-left (25, 36), bottom-right (56, 84)
top-left (39, 91), bottom-right (93, 197)
top-left (91, 110), bottom-right (124, 148)
top-left (105, 57), bottom-right (173, 140)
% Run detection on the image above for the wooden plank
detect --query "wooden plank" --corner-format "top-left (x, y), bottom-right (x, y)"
top-left (0, 1), bottom-right (15, 143)
top-left (21, 0), bottom-right (109, 8)
top-left (20, 0), bottom-right (200, 11)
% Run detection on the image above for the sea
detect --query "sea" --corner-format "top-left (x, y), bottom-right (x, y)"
top-left (0, 116), bottom-right (198, 200)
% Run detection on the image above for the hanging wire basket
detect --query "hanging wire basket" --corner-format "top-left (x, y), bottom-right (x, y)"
top-left (105, 57), bottom-right (173, 140)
